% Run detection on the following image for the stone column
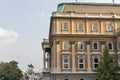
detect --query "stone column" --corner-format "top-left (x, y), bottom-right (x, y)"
top-left (86, 41), bottom-right (91, 72)
top-left (56, 40), bottom-right (60, 72)
top-left (43, 50), bottom-right (46, 70)
top-left (70, 41), bottom-right (76, 72)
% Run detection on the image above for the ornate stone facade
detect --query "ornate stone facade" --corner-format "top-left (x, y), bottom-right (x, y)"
top-left (42, 2), bottom-right (120, 80)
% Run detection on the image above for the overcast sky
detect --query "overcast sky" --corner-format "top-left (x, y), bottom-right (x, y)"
top-left (0, 0), bottom-right (120, 71)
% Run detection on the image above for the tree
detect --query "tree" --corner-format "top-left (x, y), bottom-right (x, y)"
top-left (97, 48), bottom-right (119, 80)
top-left (0, 61), bottom-right (23, 80)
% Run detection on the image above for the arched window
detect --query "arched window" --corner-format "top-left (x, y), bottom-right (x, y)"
top-left (78, 42), bottom-right (84, 50)
top-left (78, 57), bottom-right (85, 69)
top-left (63, 58), bottom-right (69, 69)
top-left (93, 57), bottom-right (99, 69)
top-left (107, 42), bottom-right (113, 50)
top-left (92, 42), bottom-right (99, 50)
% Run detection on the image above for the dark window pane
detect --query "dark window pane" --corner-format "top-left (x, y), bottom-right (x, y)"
top-left (79, 59), bottom-right (83, 63)
top-left (79, 64), bottom-right (84, 68)
top-left (94, 43), bottom-right (98, 49)
top-left (108, 43), bottom-right (112, 49)
top-left (94, 58), bottom-right (98, 63)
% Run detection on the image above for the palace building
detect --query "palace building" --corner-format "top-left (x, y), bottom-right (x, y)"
top-left (42, 2), bottom-right (120, 80)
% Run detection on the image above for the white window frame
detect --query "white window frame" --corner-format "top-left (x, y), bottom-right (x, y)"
top-left (78, 57), bottom-right (85, 69)
top-left (63, 42), bottom-right (69, 50)
top-left (63, 57), bottom-right (69, 69)
top-left (106, 23), bottom-right (113, 32)
top-left (107, 42), bottom-right (113, 51)
top-left (62, 23), bottom-right (68, 30)
top-left (78, 42), bottom-right (84, 50)
top-left (117, 41), bottom-right (120, 50)
top-left (93, 57), bottom-right (99, 69)
top-left (92, 42), bottom-right (99, 50)
top-left (92, 24), bottom-right (98, 31)
top-left (77, 23), bottom-right (83, 30)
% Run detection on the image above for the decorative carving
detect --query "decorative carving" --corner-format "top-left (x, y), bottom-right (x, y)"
top-left (85, 41), bottom-right (91, 45)
top-left (55, 40), bottom-right (60, 44)
top-left (100, 41), bottom-right (106, 45)
top-left (69, 40), bottom-right (75, 45)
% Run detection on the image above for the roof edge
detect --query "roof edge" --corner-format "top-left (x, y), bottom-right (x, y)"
top-left (58, 2), bottom-right (120, 7)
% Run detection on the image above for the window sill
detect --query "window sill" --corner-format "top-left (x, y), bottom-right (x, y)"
top-left (77, 68), bottom-right (86, 71)
top-left (92, 50), bottom-right (99, 52)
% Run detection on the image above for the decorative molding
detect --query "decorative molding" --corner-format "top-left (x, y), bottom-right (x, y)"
top-left (55, 40), bottom-right (60, 44)
top-left (85, 41), bottom-right (91, 45)
top-left (100, 41), bottom-right (106, 45)
top-left (69, 40), bottom-right (75, 45)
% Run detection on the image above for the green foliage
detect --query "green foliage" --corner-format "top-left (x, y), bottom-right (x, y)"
top-left (97, 48), bottom-right (119, 80)
top-left (0, 61), bottom-right (23, 80)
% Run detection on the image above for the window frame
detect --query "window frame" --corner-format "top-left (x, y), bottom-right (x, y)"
top-left (92, 42), bottom-right (99, 51)
top-left (107, 42), bottom-right (113, 51)
top-left (63, 57), bottom-right (70, 69)
top-left (78, 57), bottom-right (85, 69)
top-left (78, 42), bottom-right (84, 50)
top-left (106, 23), bottom-right (113, 32)
top-left (63, 42), bottom-right (69, 50)
top-left (93, 57), bottom-right (99, 69)
top-left (77, 23), bottom-right (83, 31)
top-left (62, 23), bottom-right (68, 30)
top-left (117, 41), bottom-right (120, 50)
top-left (92, 24), bottom-right (98, 31)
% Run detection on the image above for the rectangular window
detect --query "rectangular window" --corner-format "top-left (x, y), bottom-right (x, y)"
top-left (118, 56), bottom-right (120, 66)
top-left (62, 23), bottom-right (68, 30)
top-left (77, 24), bottom-right (83, 30)
top-left (92, 24), bottom-right (98, 31)
top-left (117, 42), bottom-right (120, 50)
top-left (63, 42), bottom-right (69, 50)
top-left (106, 24), bottom-right (113, 32)
top-left (78, 42), bottom-right (84, 50)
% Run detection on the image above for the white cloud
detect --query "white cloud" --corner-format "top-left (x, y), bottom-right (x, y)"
top-left (0, 27), bottom-right (19, 43)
